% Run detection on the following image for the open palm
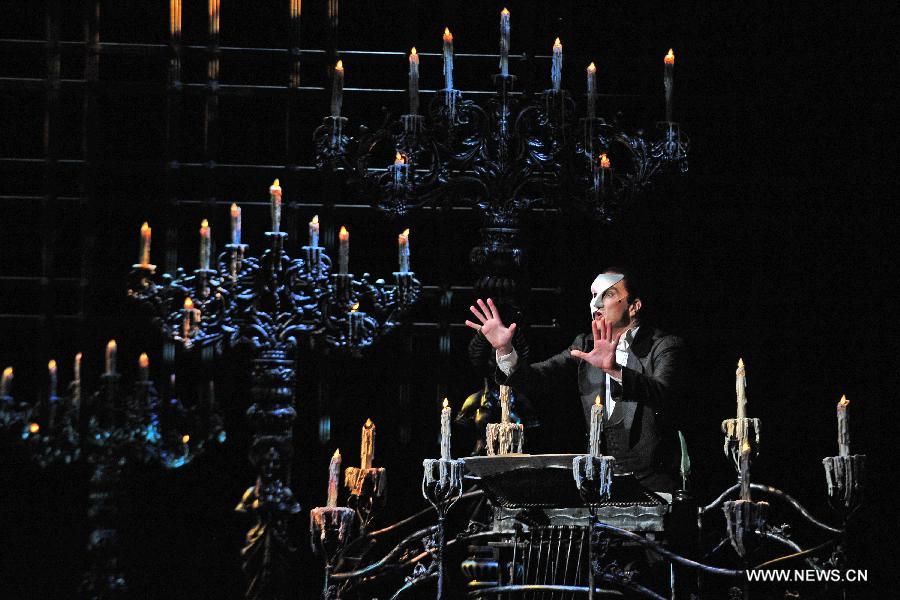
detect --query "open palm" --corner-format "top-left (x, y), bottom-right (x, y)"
top-left (465, 298), bottom-right (516, 353)
top-left (570, 317), bottom-right (621, 371)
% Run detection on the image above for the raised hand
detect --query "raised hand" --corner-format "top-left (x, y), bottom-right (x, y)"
top-left (465, 298), bottom-right (516, 354)
top-left (570, 316), bottom-right (622, 372)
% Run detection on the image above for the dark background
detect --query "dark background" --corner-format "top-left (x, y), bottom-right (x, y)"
top-left (0, 1), bottom-right (894, 598)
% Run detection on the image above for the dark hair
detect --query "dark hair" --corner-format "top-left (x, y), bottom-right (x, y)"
top-left (602, 265), bottom-right (644, 317)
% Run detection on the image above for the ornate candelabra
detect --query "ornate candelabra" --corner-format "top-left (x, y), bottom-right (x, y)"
top-left (126, 182), bottom-right (421, 600)
top-left (0, 344), bottom-right (223, 599)
top-left (720, 360), bottom-right (769, 560)
top-left (314, 24), bottom-right (687, 323)
top-left (419, 399), bottom-right (465, 600)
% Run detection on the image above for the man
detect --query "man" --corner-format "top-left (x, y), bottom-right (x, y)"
top-left (465, 268), bottom-right (686, 491)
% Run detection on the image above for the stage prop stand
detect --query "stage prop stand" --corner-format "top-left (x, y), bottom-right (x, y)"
top-left (126, 182), bottom-right (421, 600)
top-left (421, 400), bottom-right (465, 600)
top-left (1, 346), bottom-right (223, 599)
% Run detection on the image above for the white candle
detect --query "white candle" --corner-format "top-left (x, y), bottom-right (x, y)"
top-left (338, 226), bottom-right (349, 274)
top-left (360, 418), bottom-right (375, 470)
top-left (586, 62), bottom-right (597, 119)
top-left (664, 48), bottom-right (675, 123)
top-left (230, 203), bottom-right (241, 245)
top-left (182, 297), bottom-right (196, 339)
top-left (589, 395), bottom-right (604, 457)
top-left (269, 179), bottom-right (282, 233)
top-left (551, 38), bottom-right (562, 91)
top-left (327, 448), bottom-right (341, 507)
top-left (408, 47), bottom-right (419, 115)
top-left (398, 228), bottom-right (410, 272)
top-left (138, 353), bottom-right (149, 382)
top-left (331, 60), bottom-right (344, 118)
top-left (0, 367), bottom-right (11, 397)
top-left (73, 352), bottom-right (82, 414)
top-left (105, 340), bottom-right (117, 375)
top-left (199, 219), bottom-right (211, 270)
top-left (48, 359), bottom-right (58, 397)
top-left (499, 385), bottom-right (510, 423)
top-left (139, 222), bottom-right (152, 266)
top-left (309, 215), bottom-right (320, 247)
top-left (440, 398), bottom-right (451, 460)
top-left (442, 27), bottom-right (454, 90)
top-left (499, 8), bottom-right (510, 76)
top-left (736, 358), bottom-right (747, 420)
top-left (837, 395), bottom-right (850, 457)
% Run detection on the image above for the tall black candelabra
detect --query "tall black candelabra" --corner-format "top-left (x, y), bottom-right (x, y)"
top-left (126, 183), bottom-right (421, 600)
top-left (0, 345), bottom-right (223, 599)
top-left (315, 34), bottom-right (687, 319)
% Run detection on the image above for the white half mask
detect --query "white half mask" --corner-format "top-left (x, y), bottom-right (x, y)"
top-left (589, 273), bottom-right (624, 318)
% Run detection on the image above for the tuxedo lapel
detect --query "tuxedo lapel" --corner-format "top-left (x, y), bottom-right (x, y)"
top-left (621, 327), bottom-right (652, 430)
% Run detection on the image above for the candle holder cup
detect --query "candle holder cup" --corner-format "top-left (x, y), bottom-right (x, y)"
top-left (344, 466), bottom-right (387, 532)
top-left (303, 245), bottom-right (331, 280)
top-left (310, 506), bottom-right (356, 600)
top-left (485, 421), bottom-right (523, 456)
top-left (822, 454), bottom-right (865, 515)
top-left (438, 88), bottom-right (462, 125)
top-left (722, 417), bottom-right (761, 468)
top-left (722, 498), bottom-right (770, 558)
top-left (653, 121), bottom-right (689, 172)
top-left (313, 116), bottom-right (350, 168)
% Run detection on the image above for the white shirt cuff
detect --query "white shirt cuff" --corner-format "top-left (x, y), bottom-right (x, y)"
top-left (496, 348), bottom-right (518, 376)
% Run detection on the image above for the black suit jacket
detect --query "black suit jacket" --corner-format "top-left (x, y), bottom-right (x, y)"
top-left (496, 326), bottom-right (686, 491)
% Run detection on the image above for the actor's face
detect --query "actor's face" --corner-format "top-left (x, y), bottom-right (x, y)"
top-left (590, 277), bottom-right (636, 329)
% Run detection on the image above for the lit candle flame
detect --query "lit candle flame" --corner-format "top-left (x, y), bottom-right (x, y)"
top-left (335, 59), bottom-right (343, 72)
top-left (350, 302), bottom-right (360, 312)
top-left (107, 340), bottom-right (117, 354)
top-left (200, 219), bottom-right (210, 235)
top-left (399, 228), bottom-right (410, 239)
top-left (184, 297), bottom-right (194, 309)
top-left (838, 394), bottom-right (849, 407)
top-left (333, 448), bottom-right (341, 459)
top-left (664, 48), bottom-right (675, 65)
top-left (501, 7), bottom-right (509, 16)
top-left (443, 398), bottom-right (449, 409)
top-left (141, 222), bottom-right (151, 236)
top-left (312, 214), bottom-right (319, 225)
top-left (738, 357), bottom-right (744, 369)
top-left (270, 178), bottom-right (281, 191)
top-left (443, 27), bottom-right (453, 42)
top-left (182, 434), bottom-right (190, 444)
top-left (139, 353), bottom-right (149, 369)
top-left (587, 62), bottom-right (596, 74)
top-left (394, 152), bottom-right (406, 165)
top-left (29, 422), bottom-right (40, 434)
top-left (553, 37), bottom-right (562, 51)
top-left (410, 47), bottom-right (417, 57)
top-left (339, 226), bottom-right (349, 240)
top-left (599, 153), bottom-right (610, 169)
top-left (365, 418), bottom-right (373, 428)
top-left (48, 359), bottom-right (57, 373)
top-left (230, 203), bottom-right (240, 218)
top-left (594, 394), bottom-right (602, 407)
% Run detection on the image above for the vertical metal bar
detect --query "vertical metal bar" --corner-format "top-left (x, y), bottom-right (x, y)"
top-left (79, 0), bottom-right (100, 329)
top-left (561, 526), bottom-right (573, 593)
top-left (552, 525), bottom-right (563, 596)
top-left (164, 0), bottom-right (183, 277)
top-left (203, 0), bottom-right (220, 215)
top-left (284, 0), bottom-right (303, 237)
top-left (41, 0), bottom-right (61, 358)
